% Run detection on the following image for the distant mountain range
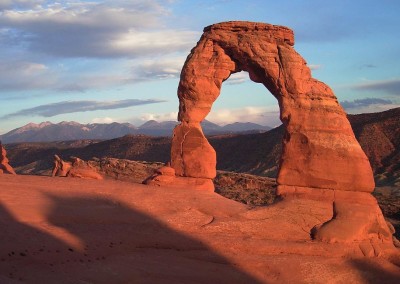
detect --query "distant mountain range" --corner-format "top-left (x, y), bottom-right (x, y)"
top-left (5, 107), bottom-right (399, 187)
top-left (0, 120), bottom-right (272, 143)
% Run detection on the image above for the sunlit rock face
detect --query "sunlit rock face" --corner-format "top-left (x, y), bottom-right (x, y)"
top-left (51, 155), bottom-right (103, 180)
top-left (172, 21), bottom-right (374, 192)
top-left (0, 143), bottom-right (16, 175)
top-left (169, 21), bottom-right (393, 244)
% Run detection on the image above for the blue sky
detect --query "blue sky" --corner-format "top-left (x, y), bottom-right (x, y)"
top-left (0, 0), bottom-right (399, 134)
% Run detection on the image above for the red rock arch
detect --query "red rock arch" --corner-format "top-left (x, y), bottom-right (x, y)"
top-left (171, 21), bottom-right (374, 192)
top-left (145, 21), bottom-right (395, 245)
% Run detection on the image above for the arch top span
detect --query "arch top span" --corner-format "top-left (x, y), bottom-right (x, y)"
top-left (172, 21), bottom-right (375, 193)
top-left (203, 21), bottom-right (295, 46)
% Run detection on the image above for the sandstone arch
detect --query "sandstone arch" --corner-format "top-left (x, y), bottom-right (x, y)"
top-left (168, 21), bottom-right (393, 244)
top-left (171, 21), bottom-right (374, 192)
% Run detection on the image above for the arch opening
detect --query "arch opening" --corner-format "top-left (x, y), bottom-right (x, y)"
top-left (206, 70), bottom-right (280, 128)
top-left (204, 70), bottom-right (282, 181)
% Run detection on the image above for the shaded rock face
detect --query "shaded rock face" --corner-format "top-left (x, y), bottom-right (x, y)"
top-left (171, 21), bottom-right (374, 192)
top-left (0, 143), bottom-right (16, 175)
top-left (170, 21), bottom-right (392, 245)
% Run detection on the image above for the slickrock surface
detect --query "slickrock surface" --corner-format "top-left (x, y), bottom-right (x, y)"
top-left (0, 143), bottom-right (16, 175)
top-left (0, 175), bottom-right (399, 283)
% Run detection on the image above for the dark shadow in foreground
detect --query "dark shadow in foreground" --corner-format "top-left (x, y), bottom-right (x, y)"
top-left (0, 195), bottom-right (262, 283)
top-left (350, 258), bottom-right (400, 284)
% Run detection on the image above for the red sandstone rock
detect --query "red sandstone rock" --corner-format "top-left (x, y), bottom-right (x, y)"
top-left (172, 21), bottom-right (374, 193)
top-left (166, 21), bottom-right (391, 244)
top-left (52, 155), bottom-right (103, 180)
top-left (277, 185), bottom-right (392, 244)
top-left (144, 163), bottom-right (214, 191)
top-left (51, 154), bottom-right (72, 177)
top-left (171, 122), bottom-right (216, 179)
top-left (1, 175), bottom-right (398, 282)
top-left (155, 164), bottom-right (176, 176)
top-left (0, 143), bottom-right (16, 175)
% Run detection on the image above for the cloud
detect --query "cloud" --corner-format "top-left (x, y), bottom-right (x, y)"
top-left (135, 57), bottom-right (185, 80)
top-left (0, 1), bottom-right (199, 94)
top-left (351, 79), bottom-right (400, 96)
top-left (0, 59), bottom-right (132, 93)
top-left (308, 64), bottom-right (321, 70)
top-left (139, 112), bottom-right (178, 122)
top-left (206, 106), bottom-right (281, 127)
top-left (0, 1), bottom-right (198, 58)
top-left (225, 72), bottom-right (250, 85)
top-left (359, 64), bottom-right (377, 69)
top-left (2, 99), bottom-right (166, 118)
top-left (0, 0), bottom-right (43, 10)
top-left (0, 60), bottom-right (57, 91)
top-left (91, 117), bottom-right (115, 124)
top-left (340, 98), bottom-right (393, 109)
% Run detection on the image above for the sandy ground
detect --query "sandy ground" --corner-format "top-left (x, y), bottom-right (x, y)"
top-left (0, 175), bottom-right (399, 283)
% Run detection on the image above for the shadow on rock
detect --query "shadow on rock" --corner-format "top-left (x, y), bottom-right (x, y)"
top-left (0, 203), bottom-right (70, 282)
top-left (1, 194), bottom-right (262, 283)
top-left (350, 258), bottom-right (400, 284)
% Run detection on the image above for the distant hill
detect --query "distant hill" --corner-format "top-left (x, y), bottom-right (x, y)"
top-left (0, 121), bottom-right (137, 143)
top-left (0, 120), bottom-right (271, 143)
top-left (5, 107), bottom-right (399, 186)
top-left (211, 107), bottom-right (400, 185)
top-left (221, 122), bottom-right (271, 132)
top-left (348, 107), bottom-right (399, 186)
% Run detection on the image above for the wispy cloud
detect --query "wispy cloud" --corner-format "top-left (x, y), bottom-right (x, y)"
top-left (0, 60), bottom-right (56, 91)
top-left (0, 1), bottom-right (199, 94)
top-left (135, 57), bottom-right (185, 80)
top-left (206, 106), bottom-right (281, 127)
top-left (2, 99), bottom-right (166, 118)
top-left (359, 64), bottom-right (377, 69)
top-left (340, 98), bottom-right (393, 110)
top-left (309, 64), bottom-right (322, 70)
top-left (351, 79), bottom-right (400, 96)
top-left (225, 72), bottom-right (250, 85)
top-left (140, 112), bottom-right (178, 122)
top-left (91, 117), bottom-right (116, 124)
top-left (0, 1), bottom-right (198, 58)
top-left (0, 57), bottom-right (183, 93)
top-left (0, 0), bottom-right (43, 10)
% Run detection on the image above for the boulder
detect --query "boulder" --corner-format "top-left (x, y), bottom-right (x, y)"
top-left (52, 155), bottom-right (103, 180)
top-left (0, 143), bottom-right (16, 175)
